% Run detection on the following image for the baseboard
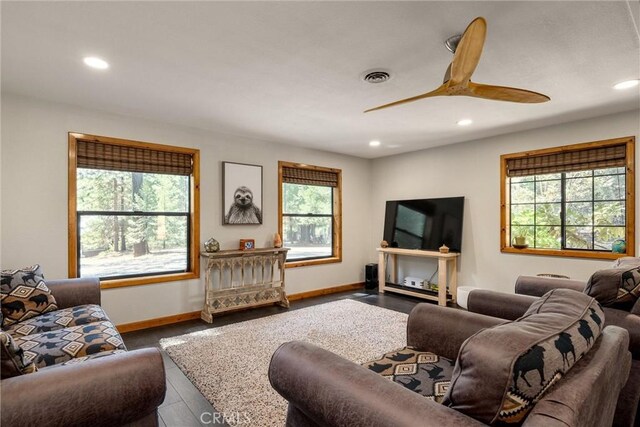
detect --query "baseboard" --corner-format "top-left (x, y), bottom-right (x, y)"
top-left (116, 281), bottom-right (365, 333)
top-left (116, 310), bottom-right (201, 333)
top-left (288, 282), bottom-right (365, 301)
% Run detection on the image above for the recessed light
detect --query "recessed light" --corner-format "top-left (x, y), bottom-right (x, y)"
top-left (613, 79), bottom-right (639, 90)
top-left (83, 57), bottom-right (109, 70)
top-left (369, 140), bottom-right (381, 147)
top-left (457, 119), bottom-right (473, 126)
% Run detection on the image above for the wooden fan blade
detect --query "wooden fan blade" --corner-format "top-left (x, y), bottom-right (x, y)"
top-left (450, 17), bottom-right (487, 85)
top-left (468, 82), bottom-right (550, 103)
top-left (364, 84), bottom-right (448, 113)
top-left (443, 63), bottom-right (452, 84)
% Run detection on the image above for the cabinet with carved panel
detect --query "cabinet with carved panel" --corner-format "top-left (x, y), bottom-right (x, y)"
top-left (200, 247), bottom-right (289, 323)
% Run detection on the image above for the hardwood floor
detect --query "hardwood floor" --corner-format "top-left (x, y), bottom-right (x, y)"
top-left (121, 288), bottom-right (427, 427)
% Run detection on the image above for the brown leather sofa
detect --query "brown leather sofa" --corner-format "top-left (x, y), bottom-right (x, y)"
top-left (269, 301), bottom-right (632, 427)
top-left (467, 284), bottom-right (640, 427)
top-left (1, 278), bottom-right (166, 427)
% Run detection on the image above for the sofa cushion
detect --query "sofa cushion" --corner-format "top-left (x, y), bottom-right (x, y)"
top-left (585, 257), bottom-right (640, 310)
top-left (4, 304), bottom-right (109, 337)
top-left (1, 330), bottom-right (37, 378)
top-left (14, 320), bottom-right (126, 368)
top-left (40, 348), bottom-right (127, 369)
top-left (363, 346), bottom-right (454, 403)
top-left (443, 289), bottom-right (604, 425)
top-left (1, 265), bottom-right (58, 328)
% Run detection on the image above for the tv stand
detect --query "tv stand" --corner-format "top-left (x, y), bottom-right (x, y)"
top-left (377, 247), bottom-right (459, 306)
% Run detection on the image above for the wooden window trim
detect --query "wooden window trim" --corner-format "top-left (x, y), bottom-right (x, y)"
top-left (278, 161), bottom-right (342, 268)
top-left (500, 136), bottom-right (635, 260)
top-left (68, 132), bottom-right (200, 288)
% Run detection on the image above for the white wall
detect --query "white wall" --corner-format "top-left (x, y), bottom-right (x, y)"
top-left (3, 93), bottom-right (638, 325)
top-left (370, 109), bottom-right (640, 294)
top-left (1, 94), bottom-right (373, 324)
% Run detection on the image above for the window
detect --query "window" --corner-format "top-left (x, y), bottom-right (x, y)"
top-left (501, 136), bottom-right (635, 259)
top-left (68, 133), bottom-right (200, 288)
top-left (278, 161), bottom-right (342, 267)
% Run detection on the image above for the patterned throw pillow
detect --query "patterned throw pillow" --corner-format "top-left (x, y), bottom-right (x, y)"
top-left (1, 330), bottom-right (37, 378)
top-left (14, 320), bottom-right (126, 368)
top-left (1, 265), bottom-right (58, 328)
top-left (444, 289), bottom-right (604, 425)
top-left (585, 257), bottom-right (640, 310)
top-left (496, 297), bottom-right (604, 424)
top-left (363, 346), bottom-right (454, 403)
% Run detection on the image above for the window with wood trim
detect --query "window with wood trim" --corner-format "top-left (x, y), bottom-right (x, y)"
top-left (500, 136), bottom-right (635, 259)
top-left (68, 133), bottom-right (200, 288)
top-left (278, 161), bottom-right (342, 267)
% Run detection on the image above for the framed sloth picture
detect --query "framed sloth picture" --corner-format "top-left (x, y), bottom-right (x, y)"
top-left (222, 162), bottom-right (263, 225)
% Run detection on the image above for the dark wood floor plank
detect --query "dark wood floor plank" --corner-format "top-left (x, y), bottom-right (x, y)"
top-left (122, 289), bottom-right (427, 427)
top-left (160, 380), bottom-right (182, 408)
top-left (162, 350), bottom-right (179, 369)
top-left (166, 366), bottom-right (208, 402)
top-left (184, 396), bottom-right (227, 426)
top-left (158, 401), bottom-right (203, 427)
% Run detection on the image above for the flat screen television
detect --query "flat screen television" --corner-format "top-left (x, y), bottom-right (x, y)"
top-left (383, 197), bottom-right (464, 252)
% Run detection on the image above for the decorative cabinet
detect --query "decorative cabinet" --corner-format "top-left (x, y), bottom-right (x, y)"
top-left (200, 247), bottom-right (290, 323)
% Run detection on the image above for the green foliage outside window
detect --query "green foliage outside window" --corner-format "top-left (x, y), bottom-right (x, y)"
top-left (510, 167), bottom-right (625, 251)
top-left (282, 183), bottom-right (333, 260)
top-left (77, 168), bottom-right (189, 278)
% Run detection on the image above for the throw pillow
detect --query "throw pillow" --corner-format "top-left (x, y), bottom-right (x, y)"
top-left (1, 330), bottom-right (37, 378)
top-left (585, 257), bottom-right (640, 310)
top-left (1, 265), bottom-right (58, 328)
top-left (443, 289), bottom-right (604, 425)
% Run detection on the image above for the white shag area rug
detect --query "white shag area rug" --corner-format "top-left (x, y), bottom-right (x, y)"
top-left (160, 299), bottom-right (408, 426)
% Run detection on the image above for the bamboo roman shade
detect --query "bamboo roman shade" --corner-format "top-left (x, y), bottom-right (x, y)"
top-left (76, 140), bottom-right (193, 175)
top-left (506, 144), bottom-right (627, 177)
top-left (281, 166), bottom-right (339, 187)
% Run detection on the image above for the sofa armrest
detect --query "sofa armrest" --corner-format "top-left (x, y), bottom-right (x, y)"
top-left (467, 290), bottom-right (538, 321)
top-left (46, 277), bottom-right (101, 308)
top-left (269, 341), bottom-right (485, 427)
top-left (406, 303), bottom-right (505, 360)
top-left (1, 348), bottom-right (165, 427)
top-left (515, 275), bottom-right (586, 297)
top-left (631, 299), bottom-right (640, 316)
top-left (603, 308), bottom-right (640, 360)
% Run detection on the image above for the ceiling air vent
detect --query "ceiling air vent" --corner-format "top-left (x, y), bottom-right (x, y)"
top-left (363, 70), bottom-right (391, 84)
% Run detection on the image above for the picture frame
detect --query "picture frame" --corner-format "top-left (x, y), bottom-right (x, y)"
top-left (222, 161), bottom-right (263, 225)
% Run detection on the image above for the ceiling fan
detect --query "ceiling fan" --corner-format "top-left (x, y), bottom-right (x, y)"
top-left (364, 17), bottom-right (550, 113)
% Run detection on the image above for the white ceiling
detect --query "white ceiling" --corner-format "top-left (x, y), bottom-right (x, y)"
top-left (2, 1), bottom-right (639, 159)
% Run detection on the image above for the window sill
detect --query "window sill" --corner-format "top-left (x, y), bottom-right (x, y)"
top-left (285, 256), bottom-right (342, 269)
top-left (99, 272), bottom-right (199, 289)
top-left (501, 246), bottom-right (633, 260)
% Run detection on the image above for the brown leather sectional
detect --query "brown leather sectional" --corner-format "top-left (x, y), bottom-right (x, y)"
top-left (269, 299), bottom-right (632, 427)
top-left (1, 277), bottom-right (166, 427)
top-left (468, 275), bottom-right (640, 427)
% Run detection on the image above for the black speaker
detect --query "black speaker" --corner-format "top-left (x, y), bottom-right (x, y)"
top-left (365, 263), bottom-right (378, 289)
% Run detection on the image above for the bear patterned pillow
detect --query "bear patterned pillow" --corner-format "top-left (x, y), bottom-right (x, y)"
top-left (1, 265), bottom-right (58, 328)
top-left (1, 331), bottom-right (37, 378)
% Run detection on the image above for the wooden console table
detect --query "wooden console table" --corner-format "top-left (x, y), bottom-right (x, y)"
top-left (200, 247), bottom-right (289, 323)
top-left (377, 247), bottom-right (459, 306)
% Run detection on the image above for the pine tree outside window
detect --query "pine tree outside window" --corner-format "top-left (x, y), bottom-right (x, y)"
top-left (68, 133), bottom-right (200, 288)
top-left (278, 161), bottom-right (342, 268)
